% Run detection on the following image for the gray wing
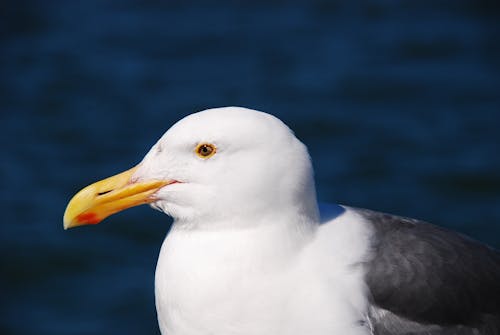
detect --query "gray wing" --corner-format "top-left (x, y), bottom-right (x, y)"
top-left (353, 207), bottom-right (500, 335)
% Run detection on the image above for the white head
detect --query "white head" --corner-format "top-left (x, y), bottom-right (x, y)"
top-left (63, 107), bottom-right (319, 231)
top-left (134, 107), bottom-right (318, 228)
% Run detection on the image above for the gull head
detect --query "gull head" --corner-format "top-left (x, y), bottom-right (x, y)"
top-left (64, 107), bottom-right (318, 230)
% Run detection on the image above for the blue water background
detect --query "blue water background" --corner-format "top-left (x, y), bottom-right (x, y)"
top-left (1, 1), bottom-right (499, 334)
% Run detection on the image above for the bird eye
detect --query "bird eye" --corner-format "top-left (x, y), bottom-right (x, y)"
top-left (195, 143), bottom-right (216, 159)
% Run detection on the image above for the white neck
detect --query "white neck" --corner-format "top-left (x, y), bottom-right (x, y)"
top-left (166, 207), bottom-right (319, 272)
top-left (154, 207), bottom-right (373, 335)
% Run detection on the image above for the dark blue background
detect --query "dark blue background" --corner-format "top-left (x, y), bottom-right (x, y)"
top-left (1, 1), bottom-right (499, 334)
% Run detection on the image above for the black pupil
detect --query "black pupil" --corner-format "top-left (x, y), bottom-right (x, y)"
top-left (200, 145), bottom-right (211, 155)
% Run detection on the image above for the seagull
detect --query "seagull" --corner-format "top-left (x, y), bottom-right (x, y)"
top-left (64, 107), bottom-right (500, 335)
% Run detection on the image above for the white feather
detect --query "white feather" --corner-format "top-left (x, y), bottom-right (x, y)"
top-left (132, 107), bottom-right (374, 335)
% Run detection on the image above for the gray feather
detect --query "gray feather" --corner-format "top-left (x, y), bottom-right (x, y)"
top-left (352, 207), bottom-right (500, 335)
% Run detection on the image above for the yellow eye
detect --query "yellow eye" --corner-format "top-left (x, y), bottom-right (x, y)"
top-left (195, 143), bottom-right (216, 159)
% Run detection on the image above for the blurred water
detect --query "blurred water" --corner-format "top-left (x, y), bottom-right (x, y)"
top-left (1, 1), bottom-right (499, 334)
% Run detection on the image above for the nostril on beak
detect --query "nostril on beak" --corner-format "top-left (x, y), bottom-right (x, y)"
top-left (97, 190), bottom-right (112, 196)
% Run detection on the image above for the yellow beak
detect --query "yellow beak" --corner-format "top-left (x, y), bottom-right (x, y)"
top-left (63, 166), bottom-right (171, 229)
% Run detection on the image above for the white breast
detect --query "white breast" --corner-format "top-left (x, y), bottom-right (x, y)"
top-left (154, 209), bottom-right (373, 335)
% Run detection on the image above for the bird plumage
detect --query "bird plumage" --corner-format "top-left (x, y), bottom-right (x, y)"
top-left (64, 107), bottom-right (500, 335)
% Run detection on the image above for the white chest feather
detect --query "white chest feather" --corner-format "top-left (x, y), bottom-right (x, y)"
top-left (154, 209), bottom-right (373, 335)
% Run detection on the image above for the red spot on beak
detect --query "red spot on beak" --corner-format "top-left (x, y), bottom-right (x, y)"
top-left (76, 212), bottom-right (101, 225)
